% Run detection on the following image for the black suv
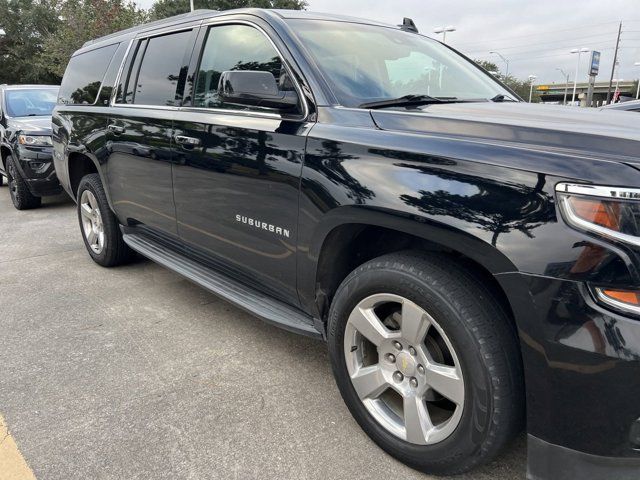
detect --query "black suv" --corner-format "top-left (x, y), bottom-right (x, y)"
top-left (0, 84), bottom-right (61, 209)
top-left (53, 10), bottom-right (640, 480)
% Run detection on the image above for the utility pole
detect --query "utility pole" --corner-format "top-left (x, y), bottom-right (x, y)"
top-left (190, 0), bottom-right (194, 11)
top-left (557, 68), bottom-right (570, 105)
top-left (571, 48), bottom-right (589, 106)
top-left (528, 75), bottom-right (537, 103)
top-left (606, 21), bottom-right (622, 104)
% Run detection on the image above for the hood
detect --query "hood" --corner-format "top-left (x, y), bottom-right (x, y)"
top-left (7, 116), bottom-right (53, 135)
top-left (371, 102), bottom-right (640, 161)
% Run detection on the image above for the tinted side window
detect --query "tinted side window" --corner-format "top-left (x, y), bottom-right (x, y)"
top-left (58, 44), bottom-right (119, 105)
top-left (133, 30), bottom-right (191, 106)
top-left (194, 24), bottom-right (295, 110)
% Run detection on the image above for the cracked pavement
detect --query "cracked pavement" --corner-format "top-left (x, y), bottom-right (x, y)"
top-left (0, 191), bottom-right (526, 479)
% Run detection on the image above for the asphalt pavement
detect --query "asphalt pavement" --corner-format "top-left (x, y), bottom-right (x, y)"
top-left (0, 189), bottom-right (526, 479)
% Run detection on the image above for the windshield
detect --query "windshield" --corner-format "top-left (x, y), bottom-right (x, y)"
top-left (288, 20), bottom-right (514, 108)
top-left (4, 88), bottom-right (59, 117)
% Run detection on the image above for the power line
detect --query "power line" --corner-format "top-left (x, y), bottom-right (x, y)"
top-left (453, 20), bottom-right (625, 46)
top-left (462, 32), bottom-right (627, 55)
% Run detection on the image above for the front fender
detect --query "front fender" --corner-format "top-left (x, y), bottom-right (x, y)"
top-left (296, 119), bottom-right (640, 316)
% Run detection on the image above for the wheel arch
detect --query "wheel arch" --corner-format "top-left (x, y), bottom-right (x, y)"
top-left (66, 152), bottom-right (113, 209)
top-left (304, 207), bottom-right (518, 326)
top-left (1, 144), bottom-right (14, 172)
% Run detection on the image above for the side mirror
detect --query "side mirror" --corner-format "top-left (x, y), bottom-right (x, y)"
top-left (217, 70), bottom-right (299, 111)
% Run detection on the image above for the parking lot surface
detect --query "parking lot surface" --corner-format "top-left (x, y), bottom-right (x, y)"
top-left (0, 190), bottom-right (526, 479)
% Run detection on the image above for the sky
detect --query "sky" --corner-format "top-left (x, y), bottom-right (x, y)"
top-left (137, 0), bottom-right (640, 86)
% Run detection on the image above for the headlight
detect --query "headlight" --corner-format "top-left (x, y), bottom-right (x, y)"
top-left (556, 183), bottom-right (640, 247)
top-left (18, 135), bottom-right (52, 146)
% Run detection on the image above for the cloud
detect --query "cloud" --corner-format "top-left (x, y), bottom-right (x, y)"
top-left (307, 0), bottom-right (640, 84)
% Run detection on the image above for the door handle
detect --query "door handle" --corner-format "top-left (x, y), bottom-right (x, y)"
top-left (174, 135), bottom-right (201, 147)
top-left (107, 124), bottom-right (124, 134)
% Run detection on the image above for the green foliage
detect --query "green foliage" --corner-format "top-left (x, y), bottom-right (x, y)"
top-left (0, 0), bottom-right (60, 84)
top-left (474, 59), bottom-right (540, 102)
top-left (475, 60), bottom-right (499, 74)
top-left (41, 0), bottom-right (147, 79)
top-left (149, 0), bottom-right (307, 21)
top-left (0, 0), bottom-right (306, 85)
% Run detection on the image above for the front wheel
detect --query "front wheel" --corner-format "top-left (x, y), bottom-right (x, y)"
top-left (327, 251), bottom-right (524, 476)
top-left (77, 173), bottom-right (133, 267)
top-left (6, 155), bottom-right (41, 210)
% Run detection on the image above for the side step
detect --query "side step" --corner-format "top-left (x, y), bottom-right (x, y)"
top-left (122, 232), bottom-right (323, 339)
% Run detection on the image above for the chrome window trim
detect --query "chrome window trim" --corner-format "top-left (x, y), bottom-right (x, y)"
top-left (555, 183), bottom-right (640, 248)
top-left (594, 288), bottom-right (640, 316)
top-left (109, 19), bottom-right (309, 121)
top-left (110, 39), bottom-right (134, 106)
top-left (555, 183), bottom-right (640, 200)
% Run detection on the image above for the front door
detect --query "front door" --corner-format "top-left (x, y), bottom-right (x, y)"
top-left (105, 28), bottom-right (195, 236)
top-left (172, 23), bottom-right (311, 306)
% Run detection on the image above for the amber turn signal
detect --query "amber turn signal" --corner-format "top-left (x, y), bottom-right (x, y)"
top-left (595, 287), bottom-right (640, 315)
top-left (568, 197), bottom-right (621, 231)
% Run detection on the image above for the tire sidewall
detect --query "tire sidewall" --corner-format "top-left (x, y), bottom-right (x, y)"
top-left (77, 175), bottom-right (113, 265)
top-left (328, 265), bottom-right (496, 471)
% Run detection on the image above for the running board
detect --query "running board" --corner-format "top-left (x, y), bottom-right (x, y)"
top-left (122, 232), bottom-right (322, 339)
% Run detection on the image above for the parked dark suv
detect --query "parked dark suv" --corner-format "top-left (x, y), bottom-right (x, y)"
top-left (0, 84), bottom-right (61, 209)
top-left (53, 9), bottom-right (640, 480)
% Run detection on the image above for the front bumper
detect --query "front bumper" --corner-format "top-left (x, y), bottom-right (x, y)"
top-left (496, 272), bottom-right (640, 479)
top-left (528, 435), bottom-right (640, 480)
top-left (16, 145), bottom-right (62, 197)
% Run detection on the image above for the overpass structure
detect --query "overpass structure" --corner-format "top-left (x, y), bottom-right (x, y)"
top-left (535, 80), bottom-right (638, 106)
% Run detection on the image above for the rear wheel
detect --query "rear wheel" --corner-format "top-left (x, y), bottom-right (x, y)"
top-left (327, 251), bottom-right (524, 475)
top-left (77, 174), bottom-right (133, 267)
top-left (6, 155), bottom-right (41, 210)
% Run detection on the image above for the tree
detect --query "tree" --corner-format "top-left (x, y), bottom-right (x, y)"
top-left (149, 0), bottom-right (306, 21)
top-left (475, 60), bottom-right (499, 74)
top-left (41, 0), bottom-right (146, 79)
top-left (474, 59), bottom-right (540, 102)
top-left (0, 0), bottom-right (60, 84)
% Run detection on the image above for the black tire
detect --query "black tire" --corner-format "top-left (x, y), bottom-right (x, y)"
top-left (77, 173), bottom-right (133, 267)
top-left (0, 172), bottom-right (4, 186)
top-left (6, 155), bottom-right (41, 210)
top-left (327, 251), bottom-right (524, 476)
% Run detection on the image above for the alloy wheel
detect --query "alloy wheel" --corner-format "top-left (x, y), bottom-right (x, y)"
top-left (7, 161), bottom-right (17, 201)
top-left (80, 190), bottom-right (105, 254)
top-left (344, 293), bottom-right (465, 445)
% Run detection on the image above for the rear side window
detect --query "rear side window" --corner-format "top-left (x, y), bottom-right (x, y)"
top-left (131, 30), bottom-right (191, 106)
top-left (194, 24), bottom-right (295, 110)
top-left (58, 44), bottom-right (119, 105)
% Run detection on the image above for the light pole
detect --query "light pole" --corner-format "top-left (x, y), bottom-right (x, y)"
top-left (528, 75), bottom-right (537, 103)
top-left (556, 68), bottom-right (570, 105)
top-left (570, 48), bottom-right (590, 106)
top-left (189, 0), bottom-right (194, 11)
top-left (635, 62), bottom-right (640, 99)
top-left (433, 26), bottom-right (456, 44)
top-left (489, 51), bottom-right (510, 79)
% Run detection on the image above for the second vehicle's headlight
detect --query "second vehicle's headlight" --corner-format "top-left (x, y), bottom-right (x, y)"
top-left (556, 183), bottom-right (640, 246)
top-left (18, 135), bottom-right (52, 146)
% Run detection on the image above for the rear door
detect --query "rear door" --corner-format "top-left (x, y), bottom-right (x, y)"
top-left (105, 26), bottom-right (197, 236)
top-left (171, 21), bottom-right (312, 306)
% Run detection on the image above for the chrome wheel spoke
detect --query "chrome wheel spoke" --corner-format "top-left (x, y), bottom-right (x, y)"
top-left (87, 230), bottom-right (97, 246)
top-left (348, 307), bottom-right (392, 347)
top-left (400, 300), bottom-right (430, 345)
top-left (425, 363), bottom-right (464, 405)
top-left (351, 365), bottom-right (388, 400)
top-left (80, 203), bottom-right (93, 219)
top-left (344, 293), bottom-right (464, 446)
top-left (403, 395), bottom-right (433, 444)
